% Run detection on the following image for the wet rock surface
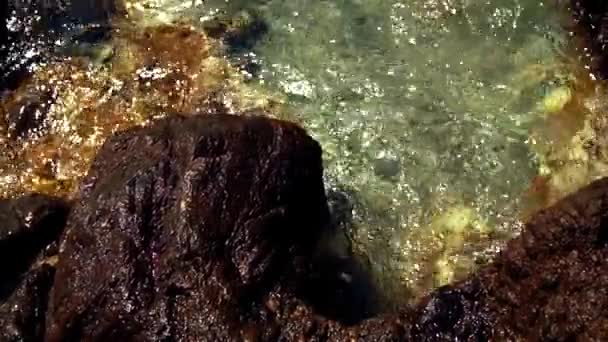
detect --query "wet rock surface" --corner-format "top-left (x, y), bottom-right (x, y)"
top-left (0, 265), bottom-right (56, 342)
top-left (45, 113), bottom-right (331, 340)
top-left (478, 177), bottom-right (608, 340)
top-left (0, 194), bottom-right (69, 299)
top-left (410, 177), bottom-right (608, 341)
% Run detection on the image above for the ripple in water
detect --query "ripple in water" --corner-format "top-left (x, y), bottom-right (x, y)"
top-left (192, 0), bottom-right (570, 303)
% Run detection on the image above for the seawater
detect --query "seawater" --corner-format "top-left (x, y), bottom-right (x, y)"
top-left (188, 0), bottom-right (569, 302)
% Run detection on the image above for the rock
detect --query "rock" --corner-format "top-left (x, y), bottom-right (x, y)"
top-left (478, 176), bottom-right (608, 339)
top-left (0, 194), bottom-right (69, 299)
top-left (68, 0), bottom-right (124, 25)
top-left (412, 177), bottom-right (608, 340)
top-left (0, 265), bottom-right (56, 342)
top-left (412, 279), bottom-right (493, 341)
top-left (45, 113), bottom-right (333, 340)
top-left (201, 10), bottom-right (269, 53)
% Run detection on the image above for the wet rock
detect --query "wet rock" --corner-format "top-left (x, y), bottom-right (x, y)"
top-left (0, 265), bottom-right (56, 342)
top-left (45, 113), bottom-right (332, 340)
top-left (412, 279), bottom-right (494, 341)
top-left (0, 194), bottom-right (69, 299)
top-left (413, 177), bottom-right (608, 340)
top-left (29, 113), bottom-right (608, 340)
top-left (69, 0), bottom-right (124, 25)
top-left (477, 176), bottom-right (608, 339)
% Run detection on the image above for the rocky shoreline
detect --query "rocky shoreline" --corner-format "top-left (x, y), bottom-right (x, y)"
top-left (0, 112), bottom-right (606, 340)
top-left (1, 0), bottom-right (608, 340)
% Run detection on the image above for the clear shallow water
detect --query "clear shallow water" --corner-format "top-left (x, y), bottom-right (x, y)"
top-left (1, 0), bottom-right (574, 305)
top-left (189, 0), bottom-right (569, 301)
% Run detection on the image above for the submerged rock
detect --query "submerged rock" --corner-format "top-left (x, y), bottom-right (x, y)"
top-left (0, 0), bottom-right (123, 92)
top-left (1, 84), bottom-right (56, 140)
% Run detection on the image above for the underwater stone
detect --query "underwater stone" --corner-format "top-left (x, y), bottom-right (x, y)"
top-left (1, 0), bottom-right (121, 92)
top-left (541, 86), bottom-right (572, 113)
top-left (68, 0), bottom-right (124, 24)
top-left (202, 10), bottom-right (269, 53)
top-left (373, 156), bottom-right (401, 180)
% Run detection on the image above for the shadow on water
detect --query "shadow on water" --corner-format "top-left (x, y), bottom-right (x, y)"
top-left (297, 187), bottom-right (387, 325)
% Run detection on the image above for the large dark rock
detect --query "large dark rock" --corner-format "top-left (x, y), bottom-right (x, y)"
top-left (477, 176), bottom-right (608, 340)
top-left (0, 194), bottom-right (68, 342)
top-left (45, 113), bottom-right (335, 340)
top-left (0, 194), bottom-right (69, 299)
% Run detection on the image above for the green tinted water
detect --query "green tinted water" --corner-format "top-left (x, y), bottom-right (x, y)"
top-left (181, 0), bottom-right (568, 302)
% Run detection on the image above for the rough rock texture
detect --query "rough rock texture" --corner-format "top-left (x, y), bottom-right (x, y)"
top-left (479, 177), bottom-right (608, 340)
top-left (45, 113), bottom-right (334, 340)
top-left (0, 265), bottom-right (56, 342)
top-left (0, 194), bottom-right (69, 299)
top-left (0, 195), bottom-right (68, 342)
